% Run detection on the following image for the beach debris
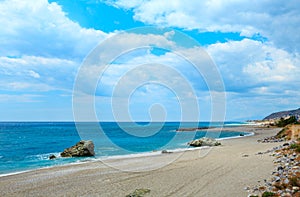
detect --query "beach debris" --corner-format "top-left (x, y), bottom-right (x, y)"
top-left (126, 188), bottom-right (150, 197)
top-left (242, 154), bottom-right (249, 157)
top-left (60, 140), bottom-right (95, 157)
top-left (49, 154), bottom-right (56, 160)
top-left (188, 137), bottom-right (221, 147)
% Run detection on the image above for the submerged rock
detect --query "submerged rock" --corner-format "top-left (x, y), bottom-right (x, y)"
top-left (60, 140), bottom-right (95, 157)
top-left (49, 154), bottom-right (56, 160)
top-left (161, 150), bottom-right (173, 154)
top-left (188, 137), bottom-right (221, 147)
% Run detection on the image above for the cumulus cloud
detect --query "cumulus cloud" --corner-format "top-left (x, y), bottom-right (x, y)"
top-left (207, 39), bottom-right (300, 93)
top-left (206, 38), bottom-right (300, 119)
top-left (73, 30), bottom-right (223, 121)
top-left (74, 30), bottom-right (222, 99)
top-left (0, 0), bottom-right (107, 59)
top-left (0, 0), bottom-right (112, 97)
top-left (1, 0), bottom-right (298, 120)
top-left (112, 0), bottom-right (300, 52)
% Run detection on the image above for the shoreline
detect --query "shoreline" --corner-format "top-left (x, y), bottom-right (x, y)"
top-left (0, 127), bottom-right (254, 178)
top-left (0, 126), bottom-right (282, 196)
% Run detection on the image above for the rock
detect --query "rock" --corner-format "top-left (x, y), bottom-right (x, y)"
top-left (282, 193), bottom-right (292, 197)
top-left (259, 186), bottom-right (266, 191)
top-left (292, 186), bottom-right (299, 190)
top-left (277, 166), bottom-right (284, 171)
top-left (244, 186), bottom-right (250, 190)
top-left (285, 188), bottom-right (291, 193)
top-left (49, 154), bottom-right (56, 160)
top-left (126, 188), bottom-right (150, 197)
top-left (248, 194), bottom-right (258, 197)
top-left (161, 150), bottom-right (172, 154)
top-left (188, 137), bottom-right (221, 147)
top-left (274, 176), bottom-right (281, 182)
top-left (60, 140), bottom-right (95, 157)
top-left (283, 178), bottom-right (289, 185)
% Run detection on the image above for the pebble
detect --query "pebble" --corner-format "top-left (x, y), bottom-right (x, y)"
top-left (283, 178), bottom-right (289, 184)
top-left (244, 186), bottom-right (250, 191)
top-left (292, 186), bottom-right (299, 190)
top-left (248, 138), bottom-right (300, 196)
top-left (258, 136), bottom-right (285, 143)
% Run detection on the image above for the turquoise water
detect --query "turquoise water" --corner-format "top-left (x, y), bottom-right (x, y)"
top-left (0, 122), bottom-right (250, 175)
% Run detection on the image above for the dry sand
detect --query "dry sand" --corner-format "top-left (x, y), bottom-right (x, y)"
top-left (0, 126), bottom-right (283, 197)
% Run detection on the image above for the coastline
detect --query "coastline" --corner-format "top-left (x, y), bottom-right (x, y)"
top-left (0, 126), bottom-right (253, 178)
top-left (0, 126), bottom-right (282, 196)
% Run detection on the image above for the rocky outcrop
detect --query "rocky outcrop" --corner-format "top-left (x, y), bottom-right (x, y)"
top-left (188, 137), bottom-right (221, 147)
top-left (60, 140), bottom-right (95, 157)
top-left (259, 124), bottom-right (300, 142)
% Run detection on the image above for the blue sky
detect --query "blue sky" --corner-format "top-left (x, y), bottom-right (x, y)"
top-left (0, 0), bottom-right (300, 121)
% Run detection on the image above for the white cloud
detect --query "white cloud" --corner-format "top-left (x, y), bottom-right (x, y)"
top-left (0, 55), bottom-right (78, 92)
top-left (113, 0), bottom-right (300, 52)
top-left (75, 31), bottom-right (218, 98)
top-left (206, 38), bottom-right (300, 120)
top-left (0, 94), bottom-right (43, 102)
top-left (0, 82), bottom-right (53, 92)
top-left (28, 70), bottom-right (40, 79)
top-left (1, 0), bottom-right (298, 120)
top-left (207, 39), bottom-right (300, 93)
top-left (0, 0), bottom-right (108, 59)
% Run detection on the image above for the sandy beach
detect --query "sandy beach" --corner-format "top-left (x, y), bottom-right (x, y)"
top-left (0, 126), bottom-right (283, 197)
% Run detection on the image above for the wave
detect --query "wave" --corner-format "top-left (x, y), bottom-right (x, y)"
top-left (84, 132), bottom-right (255, 161)
top-left (224, 122), bottom-right (249, 126)
top-left (217, 132), bottom-right (254, 140)
top-left (26, 152), bottom-right (61, 161)
top-left (0, 169), bottom-right (33, 178)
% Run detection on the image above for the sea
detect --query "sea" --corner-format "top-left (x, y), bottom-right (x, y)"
top-left (0, 121), bottom-right (252, 176)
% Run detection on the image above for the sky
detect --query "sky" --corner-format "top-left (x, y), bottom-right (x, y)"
top-left (0, 0), bottom-right (300, 121)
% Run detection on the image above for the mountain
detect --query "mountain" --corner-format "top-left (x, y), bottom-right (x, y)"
top-left (263, 108), bottom-right (300, 120)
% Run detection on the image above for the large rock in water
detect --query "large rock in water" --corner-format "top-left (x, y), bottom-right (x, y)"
top-left (61, 140), bottom-right (95, 157)
top-left (188, 137), bottom-right (221, 147)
